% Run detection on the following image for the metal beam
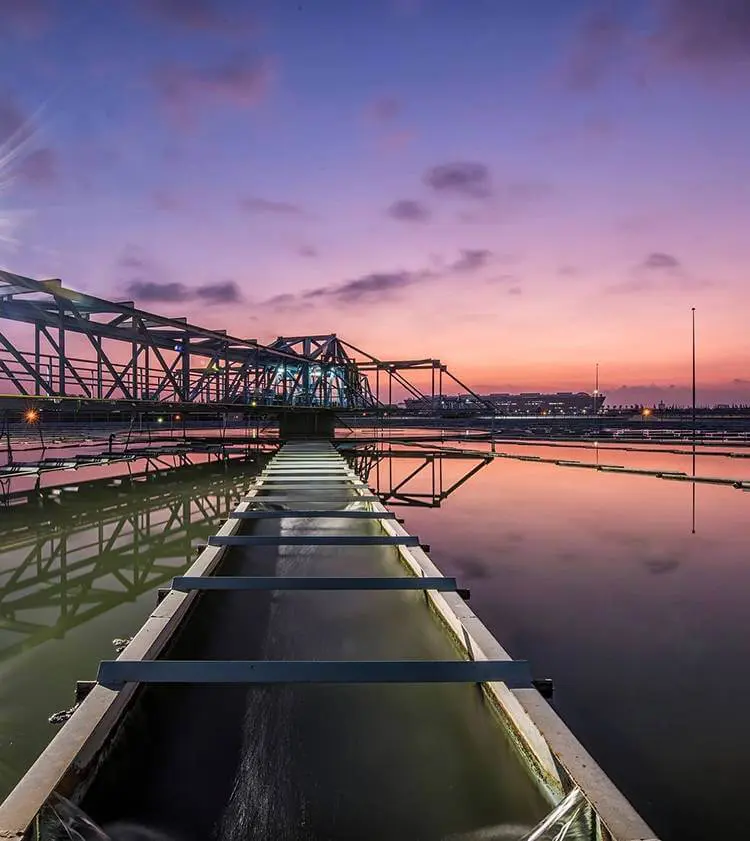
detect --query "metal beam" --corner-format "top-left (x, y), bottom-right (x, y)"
top-left (207, 534), bottom-right (420, 547)
top-left (229, 510), bottom-right (395, 519)
top-left (96, 658), bottom-right (533, 689)
top-left (171, 575), bottom-right (458, 591)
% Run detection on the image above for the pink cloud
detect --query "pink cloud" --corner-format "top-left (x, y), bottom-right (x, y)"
top-left (152, 189), bottom-right (184, 211)
top-left (562, 5), bottom-right (631, 91)
top-left (650, 0), bottom-right (750, 80)
top-left (368, 95), bottom-right (401, 122)
top-left (379, 129), bottom-right (416, 153)
top-left (0, 0), bottom-right (52, 39)
top-left (14, 147), bottom-right (58, 187)
top-left (137, 0), bottom-right (256, 34)
top-left (153, 55), bottom-right (274, 126)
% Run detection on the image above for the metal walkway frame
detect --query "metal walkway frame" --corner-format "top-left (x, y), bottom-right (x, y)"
top-left (0, 441), bottom-right (660, 841)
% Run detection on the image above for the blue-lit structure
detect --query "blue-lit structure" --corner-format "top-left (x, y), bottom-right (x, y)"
top-left (0, 271), bottom-right (483, 418)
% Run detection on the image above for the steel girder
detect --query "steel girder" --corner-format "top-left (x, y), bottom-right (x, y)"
top-left (0, 271), bottom-right (489, 416)
top-left (0, 272), bottom-right (375, 410)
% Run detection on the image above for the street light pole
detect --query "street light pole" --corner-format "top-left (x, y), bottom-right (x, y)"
top-left (691, 307), bottom-right (696, 445)
top-left (692, 307), bottom-right (697, 534)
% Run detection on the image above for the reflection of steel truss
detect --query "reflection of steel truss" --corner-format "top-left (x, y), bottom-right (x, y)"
top-left (0, 271), bottom-right (492, 417)
top-left (346, 446), bottom-right (492, 507)
top-left (0, 463), bottom-right (262, 662)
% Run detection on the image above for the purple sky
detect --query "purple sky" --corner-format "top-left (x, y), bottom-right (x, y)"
top-left (1, 0), bottom-right (749, 404)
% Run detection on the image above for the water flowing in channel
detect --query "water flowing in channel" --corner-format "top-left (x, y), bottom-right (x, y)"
top-left (37, 788), bottom-right (591, 841)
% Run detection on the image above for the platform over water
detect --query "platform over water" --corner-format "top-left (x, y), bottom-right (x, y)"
top-left (0, 442), bottom-right (658, 841)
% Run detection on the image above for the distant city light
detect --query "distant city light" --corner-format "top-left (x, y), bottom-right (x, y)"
top-left (23, 408), bottom-right (39, 424)
top-left (174, 414), bottom-right (181, 421)
top-left (642, 408), bottom-right (652, 417)
top-left (157, 416), bottom-right (164, 423)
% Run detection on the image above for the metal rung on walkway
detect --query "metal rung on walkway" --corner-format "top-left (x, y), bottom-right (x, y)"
top-left (207, 535), bottom-right (421, 547)
top-left (97, 659), bottom-right (532, 689)
top-left (242, 496), bottom-right (379, 504)
top-left (253, 485), bottom-right (371, 492)
top-left (230, 510), bottom-right (396, 519)
top-left (172, 575), bottom-right (459, 591)
top-left (258, 478), bottom-right (368, 485)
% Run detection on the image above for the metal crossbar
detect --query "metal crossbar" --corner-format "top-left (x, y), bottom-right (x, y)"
top-left (207, 535), bottom-right (421, 547)
top-left (230, 510), bottom-right (395, 519)
top-left (242, 496), bottom-right (379, 503)
top-left (263, 470), bottom-right (351, 475)
top-left (255, 482), bottom-right (370, 493)
top-left (259, 474), bottom-right (367, 488)
top-left (172, 575), bottom-right (458, 591)
top-left (97, 659), bottom-right (532, 689)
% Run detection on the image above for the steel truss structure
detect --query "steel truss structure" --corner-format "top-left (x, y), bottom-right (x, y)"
top-left (0, 271), bottom-right (491, 417)
top-left (0, 272), bottom-right (373, 411)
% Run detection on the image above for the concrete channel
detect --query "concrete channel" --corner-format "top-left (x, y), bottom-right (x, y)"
top-left (0, 442), bottom-right (659, 841)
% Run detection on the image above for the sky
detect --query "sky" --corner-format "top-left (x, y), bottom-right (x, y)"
top-left (1, 0), bottom-right (749, 405)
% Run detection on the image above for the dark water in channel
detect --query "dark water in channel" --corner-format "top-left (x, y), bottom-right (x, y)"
top-left (1, 440), bottom-right (749, 839)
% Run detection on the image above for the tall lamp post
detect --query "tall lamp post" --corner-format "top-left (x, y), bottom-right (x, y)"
top-left (691, 307), bottom-right (697, 534)
top-left (691, 307), bottom-right (696, 445)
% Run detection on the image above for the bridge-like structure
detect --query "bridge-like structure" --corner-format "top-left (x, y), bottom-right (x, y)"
top-left (0, 271), bottom-right (485, 422)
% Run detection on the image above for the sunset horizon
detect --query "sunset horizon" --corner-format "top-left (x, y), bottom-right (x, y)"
top-left (2, 0), bottom-right (748, 405)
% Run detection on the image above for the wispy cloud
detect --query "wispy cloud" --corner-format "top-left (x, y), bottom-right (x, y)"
top-left (300, 270), bottom-right (431, 307)
top-left (137, 0), bottom-right (255, 34)
top-left (562, 4), bottom-right (630, 91)
top-left (125, 280), bottom-right (189, 302)
top-left (424, 161), bottom-right (493, 199)
top-left (0, 0), bottom-right (53, 39)
top-left (125, 278), bottom-right (242, 306)
top-left (240, 195), bottom-right (306, 216)
top-left (152, 189), bottom-right (184, 211)
top-left (14, 147), bottom-right (57, 187)
top-left (117, 246), bottom-right (242, 307)
top-left (653, 0), bottom-right (750, 72)
top-left (448, 248), bottom-right (493, 272)
top-left (642, 251), bottom-right (680, 270)
top-left (386, 198), bottom-right (431, 222)
top-left (563, 0), bottom-right (750, 92)
top-left (607, 251), bottom-right (710, 293)
top-left (369, 95), bottom-right (402, 122)
top-left (195, 280), bottom-right (242, 304)
top-left (259, 247), bottom-right (496, 312)
top-left (152, 54), bottom-right (274, 126)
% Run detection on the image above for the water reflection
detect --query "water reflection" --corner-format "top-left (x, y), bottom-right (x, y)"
top-left (0, 459), bottom-right (263, 799)
top-left (345, 444), bottom-right (492, 507)
top-left (379, 448), bottom-right (750, 841)
top-left (0, 463), bottom-right (265, 663)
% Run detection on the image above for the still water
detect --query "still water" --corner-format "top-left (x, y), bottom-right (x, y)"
top-left (0, 439), bottom-right (748, 840)
top-left (380, 442), bottom-right (750, 841)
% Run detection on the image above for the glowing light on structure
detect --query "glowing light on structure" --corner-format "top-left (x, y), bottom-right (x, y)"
top-left (157, 416), bottom-right (164, 424)
top-left (23, 408), bottom-right (40, 424)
